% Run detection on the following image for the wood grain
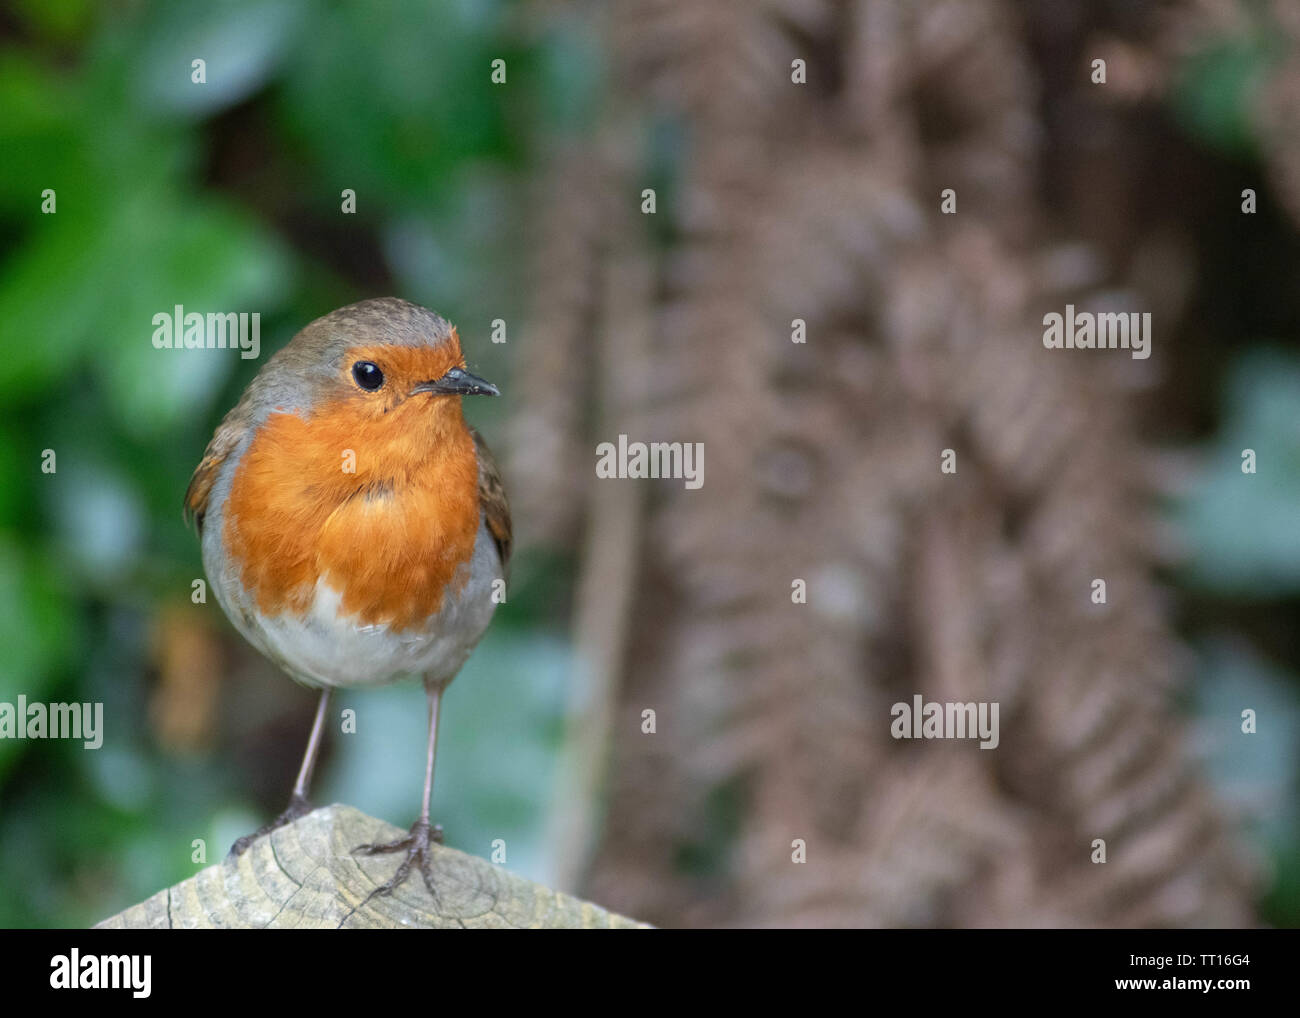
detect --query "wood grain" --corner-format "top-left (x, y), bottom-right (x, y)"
top-left (96, 804), bottom-right (647, 929)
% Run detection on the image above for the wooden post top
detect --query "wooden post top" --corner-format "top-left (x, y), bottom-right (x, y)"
top-left (96, 804), bottom-right (647, 930)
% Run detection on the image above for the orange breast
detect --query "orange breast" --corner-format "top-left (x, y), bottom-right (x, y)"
top-left (222, 401), bottom-right (481, 631)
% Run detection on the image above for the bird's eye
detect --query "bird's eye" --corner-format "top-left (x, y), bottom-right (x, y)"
top-left (352, 361), bottom-right (384, 391)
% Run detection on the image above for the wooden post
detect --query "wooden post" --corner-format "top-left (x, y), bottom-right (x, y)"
top-left (96, 804), bottom-right (647, 929)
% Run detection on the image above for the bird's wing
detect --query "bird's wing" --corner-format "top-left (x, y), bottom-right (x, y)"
top-left (472, 427), bottom-right (512, 571)
top-left (184, 398), bottom-right (253, 535)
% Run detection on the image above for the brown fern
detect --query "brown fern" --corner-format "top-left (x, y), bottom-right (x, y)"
top-left (514, 0), bottom-right (1258, 927)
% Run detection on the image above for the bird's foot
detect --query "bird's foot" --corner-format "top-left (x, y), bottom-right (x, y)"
top-left (229, 792), bottom-right (313, 857)
top-left (352, 817), bottom-right (444, 902)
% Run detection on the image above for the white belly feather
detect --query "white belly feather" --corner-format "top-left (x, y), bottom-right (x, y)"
top-left (206, 518), bottom-right (501, 690)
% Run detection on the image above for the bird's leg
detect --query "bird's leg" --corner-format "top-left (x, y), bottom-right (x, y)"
top-left (229, 688), bottom-right (332, 857)
top-left (353, 678), bottom-right (445, 900)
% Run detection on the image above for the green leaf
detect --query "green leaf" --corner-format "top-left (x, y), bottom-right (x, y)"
top-left (130, 0), bottom-right (305, 119)
top-left (1170, 32), bottom-right (1279, 157)
top-left (1176, 349), bottom-right (1300, 593)
top-left (0, 538), bottom-right (76, 781)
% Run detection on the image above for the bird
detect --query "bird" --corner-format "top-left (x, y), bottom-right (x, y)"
top-left (184, 297), bottom-right (510, 899)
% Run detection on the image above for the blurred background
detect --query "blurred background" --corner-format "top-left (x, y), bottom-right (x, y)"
top-left (0, 0), bottom-right (1297, 928)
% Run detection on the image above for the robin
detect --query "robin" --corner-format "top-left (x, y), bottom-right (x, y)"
top-left (184, 297), bottom-right (510, 899)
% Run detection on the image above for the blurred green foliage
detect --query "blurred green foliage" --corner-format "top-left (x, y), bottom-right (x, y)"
top-left (1175, 351), bottom-right (1300, 925)
top-left (1172, 18), bottom-right (1300, 926)
top-left (1170, 27), bottom-right (1282, 157)
top-left (1179, 350), bottom-right (1300, 595)
top-left (0, 0), bottom-right (587, 927)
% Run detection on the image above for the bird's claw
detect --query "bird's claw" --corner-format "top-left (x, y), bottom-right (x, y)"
top-left (353, 818), bottom-right (444, 903)
top-left (229, 792), bottom-right (313, 857)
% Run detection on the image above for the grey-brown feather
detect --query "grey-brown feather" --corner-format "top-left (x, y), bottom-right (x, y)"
top-left (472, 427), bottom-right (512, 571)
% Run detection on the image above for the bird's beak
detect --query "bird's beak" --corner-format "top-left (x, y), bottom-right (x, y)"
top-left (410, 367), bottom-right (500, 398)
